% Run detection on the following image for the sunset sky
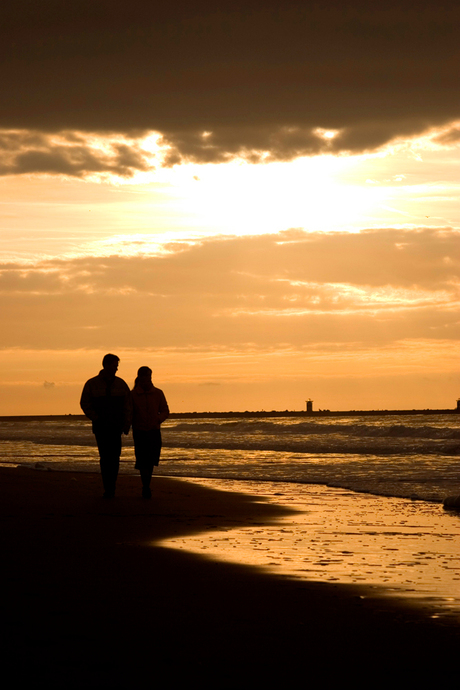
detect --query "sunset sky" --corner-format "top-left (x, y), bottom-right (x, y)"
top-left (0, 0), bottom-right (459, 414)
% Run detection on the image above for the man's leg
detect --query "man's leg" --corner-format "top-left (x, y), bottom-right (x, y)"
top-left (95, 431), bottom-right (122, 498)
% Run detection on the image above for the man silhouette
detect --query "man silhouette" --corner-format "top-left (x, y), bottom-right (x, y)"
top-left (80, 354), bottom-right (132, 498)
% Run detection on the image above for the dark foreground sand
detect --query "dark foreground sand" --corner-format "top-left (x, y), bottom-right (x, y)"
top-left (1, 467), bottom-right (459, 688)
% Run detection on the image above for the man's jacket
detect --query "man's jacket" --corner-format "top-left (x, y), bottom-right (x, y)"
top-left (80, 371), bottom-right (132, 434)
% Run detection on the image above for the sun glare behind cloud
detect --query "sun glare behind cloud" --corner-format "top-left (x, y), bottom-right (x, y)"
top-left (122, 125), bottom-right (460, 245)
top-left (149, 155), bottom-right (392, 237)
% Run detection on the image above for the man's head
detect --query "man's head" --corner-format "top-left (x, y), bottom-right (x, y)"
top-left (102, 353), bottom-right (119, 376)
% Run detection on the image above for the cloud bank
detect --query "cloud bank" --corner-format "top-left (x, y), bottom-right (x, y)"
top-left (1, 1), bottom-right (459, 166)
top-left (0, 228), bottom-right (458, 350)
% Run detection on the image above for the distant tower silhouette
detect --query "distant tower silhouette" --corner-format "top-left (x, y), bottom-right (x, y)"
top-left (306, 399), bottom-right (313, 414)
top-left (457, 398), bottom-right (460, 412)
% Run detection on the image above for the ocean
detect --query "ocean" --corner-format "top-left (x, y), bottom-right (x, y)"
top-left (1, 413), bottom-right (459, 503)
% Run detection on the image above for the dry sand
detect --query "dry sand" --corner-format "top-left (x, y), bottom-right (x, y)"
top-left (1, 466), bottom-right (459, 688)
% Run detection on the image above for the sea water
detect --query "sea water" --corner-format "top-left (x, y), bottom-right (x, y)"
top-left (2, 413), bottom-right (460, 614)
top-left (0, 413), bottom-right (459, 503)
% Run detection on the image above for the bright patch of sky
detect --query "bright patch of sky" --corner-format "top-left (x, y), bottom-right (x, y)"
top-left (1, 125), bottom-right (459, 263)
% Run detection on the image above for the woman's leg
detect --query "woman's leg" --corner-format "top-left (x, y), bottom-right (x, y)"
top-left (133, 430), bottom-right (157, 497)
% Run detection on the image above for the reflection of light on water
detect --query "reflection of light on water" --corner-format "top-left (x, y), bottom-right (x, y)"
top-left (161, 479), bottom-right (460, 619)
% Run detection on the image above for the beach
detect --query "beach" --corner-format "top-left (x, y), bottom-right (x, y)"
top-left (1, 466), bottom-right (459, 688)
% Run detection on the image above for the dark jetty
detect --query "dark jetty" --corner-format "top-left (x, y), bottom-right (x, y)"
top-left (1, 407), bottom-right (458, 423)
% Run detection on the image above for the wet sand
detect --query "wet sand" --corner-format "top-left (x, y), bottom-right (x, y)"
top-left (1, 466), bottom-right (459, 688)
top-left (167, 478), bottom-right (460, 617)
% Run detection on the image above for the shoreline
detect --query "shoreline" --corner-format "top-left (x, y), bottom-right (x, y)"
top-left (1, 466), bottom-right (459, 686)
top-left (5, 454), bottom-right (459, 506)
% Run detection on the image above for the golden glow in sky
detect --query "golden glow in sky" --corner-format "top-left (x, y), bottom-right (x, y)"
top-left (0, 124), bottom-right (459, 414)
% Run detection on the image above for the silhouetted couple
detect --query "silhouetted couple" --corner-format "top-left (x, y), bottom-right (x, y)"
top-left (80, 354), bottom-right (169, 499)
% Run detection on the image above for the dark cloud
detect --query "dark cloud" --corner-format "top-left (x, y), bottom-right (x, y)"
top-left (0, 131), bottom-right (151, 177)
top-left (0, 228), bottom-right (458, 350)
top-left (1, 1), bottom-right (459, 164)
top-left (432, 125), bottom-right (460, 146)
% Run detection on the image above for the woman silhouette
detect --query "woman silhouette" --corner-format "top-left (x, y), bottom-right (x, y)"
top-left (131, 366), bottom-right (170, 498)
